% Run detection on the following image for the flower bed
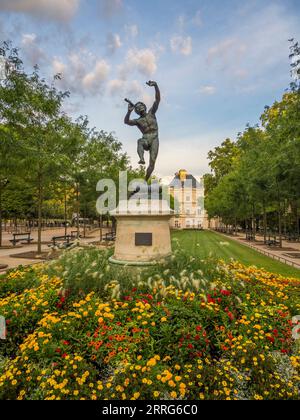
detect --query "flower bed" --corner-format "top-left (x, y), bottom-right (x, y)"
top-left (0, 248), bottom-right (299, 400)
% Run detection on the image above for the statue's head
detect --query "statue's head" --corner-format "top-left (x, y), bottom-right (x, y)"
top-left (135, 102), bottom-right (147, 116)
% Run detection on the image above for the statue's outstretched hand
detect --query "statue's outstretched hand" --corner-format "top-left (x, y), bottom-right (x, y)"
top-left (146, 81), bottom-right (157, 87)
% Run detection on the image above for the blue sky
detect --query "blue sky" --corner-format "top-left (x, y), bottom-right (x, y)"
top-left (0, 0), bottom-right (299, 180)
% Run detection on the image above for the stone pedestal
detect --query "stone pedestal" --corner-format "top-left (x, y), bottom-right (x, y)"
top-left (109, 199), bottom-right (173, 266)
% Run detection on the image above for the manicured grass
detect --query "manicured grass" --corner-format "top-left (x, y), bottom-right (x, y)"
top-left (173, 230), bottom-right (300, 279)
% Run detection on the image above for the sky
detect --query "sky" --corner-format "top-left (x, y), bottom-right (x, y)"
top-left (0, 0), bottom-right (299, 182)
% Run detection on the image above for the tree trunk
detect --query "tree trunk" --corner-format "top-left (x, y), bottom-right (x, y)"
top-left (252, 204), bottom-right (256, 241)
top-left (76, 184), bottom-right (80, 239)
top-left (283, 201), bottom-right (287, 236)
top-left (278, 202), bottom-right (282, 249)
top-left (37, 175), bottom-right (43, 255)
top-left (64, 189), bottom-right (67, 237)
top-left (263, 201), bottom-right (267, 244)
top-left (0, 188), bottom-right (2, 248)
top-left (99, 215), bottom-right (103, 242)
top-left (296, 202), bottom-right (300, 237)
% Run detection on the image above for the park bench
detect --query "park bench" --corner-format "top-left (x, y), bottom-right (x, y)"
top-left (71, 231), bottom-right (82, 239)
top-left (51, 235), bottom-right (74, 248)
top-left (104, 231), bottom-right (116, 242)
top-left (287, 234), bottom-right (300, 242)
top-left (266, 239), bottom-right (280, 247)
top-left (10, 233), bottom-right (33, 246)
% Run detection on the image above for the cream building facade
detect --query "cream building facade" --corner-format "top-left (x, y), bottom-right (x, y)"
top-left (169, 169), bottom-right (209, 230)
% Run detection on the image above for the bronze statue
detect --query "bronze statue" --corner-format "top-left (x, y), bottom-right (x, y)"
top-left (124, 81), bottom-right (160, 182)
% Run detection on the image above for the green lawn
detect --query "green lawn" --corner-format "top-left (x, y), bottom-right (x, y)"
top-left (173, 230), bottom-right (300, 279)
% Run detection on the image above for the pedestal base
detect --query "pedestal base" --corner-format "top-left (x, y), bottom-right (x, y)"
top-left (110, 200), bottom-right (173, 266)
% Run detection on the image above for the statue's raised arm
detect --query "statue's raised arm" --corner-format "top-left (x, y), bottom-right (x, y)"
top-left (146, 81), bottom-right (160, 115)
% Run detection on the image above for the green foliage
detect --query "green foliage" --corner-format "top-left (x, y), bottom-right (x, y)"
top-left (204, 40), bottom-right (300, 236)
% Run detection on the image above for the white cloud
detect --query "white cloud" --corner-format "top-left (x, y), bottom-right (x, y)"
top-left (106, 33), bottom-right (122, 55)
top-left (207, 38), bottom-right (247, 66)
top-left (119, 48), bottom-right (158, 79)
top-left (21, 33), bottom-right (46, 66)
top-left (108, 79), bottom-right (126, 96)
top-left (205, 3), bottom-right (300, 91)
top-left (52, 51), bottom-right (110, 96)
top-left (0, 0), bottom-right (80, 21)
top-left (199, 86), bottom-right (216, 95)
top-left (53, 58), bottom-right (67, 75)
top-left (170, 35), bottom-right (192, 56)
top-left (82, 60), bottom-right (110, 94)
top-left (108, 79), bottom-right (153, 108)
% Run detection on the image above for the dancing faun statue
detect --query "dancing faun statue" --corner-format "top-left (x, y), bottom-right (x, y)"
top-left (124, 81), bottom-right (161, 182)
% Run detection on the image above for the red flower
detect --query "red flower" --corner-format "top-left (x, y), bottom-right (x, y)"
top-left (220, 290), bottom-right (231, 296)
top-left (63, 340), bottom-right (70, 345)
top-left (55, 348), bottom-right (61, 353)
top-left (267, 336), bottom-right (275, 344)
top-left (227, 312), bottom-right (234, 321)
top-left (222, 345), bottom-right (229, 351)
top-left (188, 344), bottom-right (194, 349)
top-left (62, 353), bottom-right (67, 359)
top-left (196, 326), bottom-right (202, 332)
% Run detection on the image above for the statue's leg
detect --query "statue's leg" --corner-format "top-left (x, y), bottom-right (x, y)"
top-left (137, 139), bottom-right (146, 165)
top-left (146, 139), bottom-right (159, 182)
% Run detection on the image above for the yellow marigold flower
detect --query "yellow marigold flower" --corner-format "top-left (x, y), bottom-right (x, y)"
top-left (133, 392), bottom-right (140, 399)
top-left (153, 391), bottom-right (160, 398)
top-left (161, 317), bottom-right (167, 323)
top-left (170, 391), bottom-right (177, 399)
top-left (147, 358), bottom-right (157, 367)
top-left (168, 380), bottom-right (176, 388)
